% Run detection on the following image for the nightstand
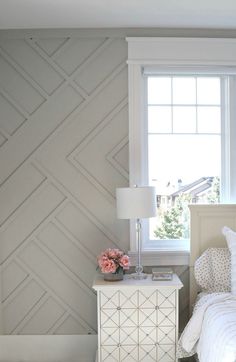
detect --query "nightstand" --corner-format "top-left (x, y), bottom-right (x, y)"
top-left (93, 274), bottom-right (183, 362)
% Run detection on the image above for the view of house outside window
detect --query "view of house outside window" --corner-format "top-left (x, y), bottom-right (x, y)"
top-left (147, 76), bottom-right (221, 241)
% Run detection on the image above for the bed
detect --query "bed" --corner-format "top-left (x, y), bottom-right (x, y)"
top-left (178, 204), bottom-right (236, 362)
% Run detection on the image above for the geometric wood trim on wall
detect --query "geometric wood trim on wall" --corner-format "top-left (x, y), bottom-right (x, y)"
top-left (0, 33), bottom-right (129, 335)
top-left (0, 30), bottom-right (189, 336)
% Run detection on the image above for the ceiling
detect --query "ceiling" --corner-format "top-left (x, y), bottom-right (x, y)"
top-left (0, 0), bottom-right (236, 30)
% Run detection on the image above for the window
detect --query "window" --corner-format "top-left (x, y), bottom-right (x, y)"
top-left (127, 37), bottom-right (236, 264)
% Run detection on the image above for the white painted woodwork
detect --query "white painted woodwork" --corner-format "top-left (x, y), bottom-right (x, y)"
top-left (127, 37), bottom-right (236, 254)
top-left (0, 334), bottom-right (97, 362)
top-left (127, 37), bottom-right (236, 65)
top-left (93, 274), bottom-right (183, 362)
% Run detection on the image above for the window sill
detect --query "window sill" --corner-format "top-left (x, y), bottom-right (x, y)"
top-left (128, 249), bottom-right (190, 266)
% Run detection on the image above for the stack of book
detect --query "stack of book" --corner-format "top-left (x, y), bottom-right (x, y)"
top-left (152, 267), bottom-right (173, 281)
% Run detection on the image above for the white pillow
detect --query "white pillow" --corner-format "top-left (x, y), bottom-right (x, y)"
top-left (194, 249), bottom-right (213, 292)
top-left (194, 248), bottom-right (231, 293)
top-left (222, 226), bottom-right (236, 295)
top-left (210, 248), bottom-right (231, 292)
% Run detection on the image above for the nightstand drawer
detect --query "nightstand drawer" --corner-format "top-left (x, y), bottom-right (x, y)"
top-left (157, 326), bottom-right (176, 344)
top-left (157, 344), bottom-right (176, 362)
top-left (157, 308), bottom-right (176, 326)
top-left (157, 289), bottom-right (176, 308)
top-left (101, 346), bottom-right (120, 361)
top-left (101, 327), bottom-right (120, 345)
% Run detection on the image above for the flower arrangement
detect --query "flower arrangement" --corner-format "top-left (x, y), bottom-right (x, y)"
top-left (97, 248), bottom-right (130, 274)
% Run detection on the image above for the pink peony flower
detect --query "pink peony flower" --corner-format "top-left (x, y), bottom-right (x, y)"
top-left (107, 248), bottom-right (123, 259)
top-left (100, 259), bottom-right (117, 273)
top-left (97, 255), bottom-right (108, 269)
top-left (119, 255), bottom-right (130, 270)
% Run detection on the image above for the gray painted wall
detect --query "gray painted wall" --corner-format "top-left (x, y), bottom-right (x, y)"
top-left (1, 28), bottom-right (229, 334)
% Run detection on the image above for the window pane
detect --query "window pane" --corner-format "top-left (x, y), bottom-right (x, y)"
top-left (148, 77), bottom-right (171, 104)
top-left (148, 134), bottom-right (221, 185)
top-left (148, 134), bottom-right (221, 240)
top-left (198, 106), bottom-right (221, 133)
top-left (197, 77), bottom-right (221, 105)
top-left (173, 106), bottom-right (196, 133)
top-left (148, 106), bottom-right (172, 133)
top-left (173, 77), bottom-right (196, 104)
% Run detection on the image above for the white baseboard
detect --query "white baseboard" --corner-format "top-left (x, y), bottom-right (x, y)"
top-left (0, 335), bottom-right (98, 362)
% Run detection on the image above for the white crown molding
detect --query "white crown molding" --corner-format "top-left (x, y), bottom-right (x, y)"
top-left (126, 37), bottom-right (236, 66)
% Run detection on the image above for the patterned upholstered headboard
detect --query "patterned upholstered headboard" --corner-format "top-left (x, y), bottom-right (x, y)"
top-left (189, 204), bottom-right (236, 311)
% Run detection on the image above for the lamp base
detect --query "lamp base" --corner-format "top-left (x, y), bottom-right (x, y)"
top-left (131, 272), bottom-right (147, 280)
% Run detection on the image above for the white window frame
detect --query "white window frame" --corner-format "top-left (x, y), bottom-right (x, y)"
top-left (127, 37), bottom-right (236, 266)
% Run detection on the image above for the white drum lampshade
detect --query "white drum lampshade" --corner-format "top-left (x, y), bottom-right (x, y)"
top-left (116, 186), bottom-right (157, 279)
top-left (116, 186), bottom-right (157, 220)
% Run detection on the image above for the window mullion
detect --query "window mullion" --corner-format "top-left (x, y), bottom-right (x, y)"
top-left (220, 76), bottom-right (230, 202)
top-left (225, 76), bottom-right (236, 203)
top-left (171, 77), bottom-right (173, 133)
top-left (195, 77), bottom-right (198, 134)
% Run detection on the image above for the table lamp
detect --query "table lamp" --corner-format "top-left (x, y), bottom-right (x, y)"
top-left (116, 186), bottom-right (157, 279)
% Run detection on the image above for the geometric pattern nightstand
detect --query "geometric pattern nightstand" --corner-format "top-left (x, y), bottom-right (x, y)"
top-left (93, 274), bottom-right (183, 362)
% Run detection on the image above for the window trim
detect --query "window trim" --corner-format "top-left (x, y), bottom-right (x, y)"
top-left (127, 37), bottom-right (236, 262)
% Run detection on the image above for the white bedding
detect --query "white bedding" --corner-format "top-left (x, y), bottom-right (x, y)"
top-left (178, 293), bottom-right (236, 361)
